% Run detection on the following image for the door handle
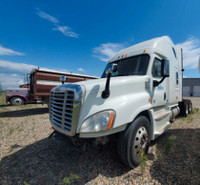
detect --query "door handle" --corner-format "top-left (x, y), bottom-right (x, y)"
top-left (164, 92), bottom-right (166, 100)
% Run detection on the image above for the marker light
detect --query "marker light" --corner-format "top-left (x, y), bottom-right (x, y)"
top-left (106, 111), bottom-right (114, 130)
top-left (144, 49), bottom-right (147, 53)
top-left (125, 53), bottom-right (128, 57)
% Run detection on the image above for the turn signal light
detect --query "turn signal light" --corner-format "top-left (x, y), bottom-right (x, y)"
top-left (106, 112), bottom-right (115, 130)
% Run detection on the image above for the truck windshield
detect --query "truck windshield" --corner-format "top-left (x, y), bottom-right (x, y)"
top-left (101, 54), bottom-right (150, 78)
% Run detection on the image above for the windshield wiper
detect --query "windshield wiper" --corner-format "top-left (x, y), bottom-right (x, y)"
top-left (117, 74), bottom-right (132, 76)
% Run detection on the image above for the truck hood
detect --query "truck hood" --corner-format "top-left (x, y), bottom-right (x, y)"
top-left (75, 76), bottom-right (149, 94)
top-left (76, 75), bottom-right (151, 132)
top-left (49, 75), bottom-right (152, 136)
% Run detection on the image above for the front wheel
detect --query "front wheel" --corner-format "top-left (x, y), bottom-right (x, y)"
top-left (10, 97), bottom-right (24, 106)
top-left (117, 116), bottom-right (150, 168)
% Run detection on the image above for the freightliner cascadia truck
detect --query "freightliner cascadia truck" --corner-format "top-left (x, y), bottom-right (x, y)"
top-left (49, 36), bottom-right (192, 168)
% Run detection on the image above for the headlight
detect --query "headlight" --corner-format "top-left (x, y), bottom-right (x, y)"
top-left (80, 110), bottom-right (115, 133)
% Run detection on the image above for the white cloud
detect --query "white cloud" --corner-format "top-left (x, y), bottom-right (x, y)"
top-left (93, 43), bottom-right (125, 62)
top-left (0, 60), bottom-right (35, 89)
top-left (0, 60), bottom-right (37, 73)
top-left (93, 38), bottom-right (200, 68)
top-left (36, 9), bottom-right (59, 24)
top-left (53, 25), bottom-right (79, 38)
top-left (177, 37), bottom-right (200, 69)
top-left (36, 9), bottom-right (79, 38)
top-left (0, 45), bottom-right (24, 56)
top-left (0, 60), bottom-right (71, 75)
top-left (0, 60), bottom-right (72, 89)
top-left (0, 73), bottom-right (25, 89)
top-left (11, 74), bottom-right (18, 77)
top-left (77, 67), bottom-right (85, 72)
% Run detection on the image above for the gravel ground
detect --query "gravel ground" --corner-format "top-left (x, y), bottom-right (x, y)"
top-left (0, 98), bottom-right (200, 185)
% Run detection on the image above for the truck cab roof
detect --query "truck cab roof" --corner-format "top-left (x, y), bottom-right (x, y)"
top-left (109, 36), bottom-right (181, 63)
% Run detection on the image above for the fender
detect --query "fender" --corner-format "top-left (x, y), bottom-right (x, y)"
top-left (7, 95), bottom-right (28, 103)
top-left (127, 108), bottom-right (154, 140)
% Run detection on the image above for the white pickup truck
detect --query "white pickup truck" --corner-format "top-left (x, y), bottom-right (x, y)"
top-left (49, 36), bottom-right (192, 168)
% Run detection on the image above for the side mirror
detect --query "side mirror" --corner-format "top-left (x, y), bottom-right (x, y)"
top-left (162, 59), bottom-right (169, 77)
top-left (60, 75), bottom-right (67, 84)
top-left (106, 63), bottom-right (118, 74)
top-left (102, 63), bottom-right (118, 99)
top-left (153, 59), bottom-right (169, 87)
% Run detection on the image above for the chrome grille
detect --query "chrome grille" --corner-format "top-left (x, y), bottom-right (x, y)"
top-left (50, 91), bottom-right (74, 132)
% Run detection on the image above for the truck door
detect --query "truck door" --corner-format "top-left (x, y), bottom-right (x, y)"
top-left (151, 56), bottom-right (169, 107)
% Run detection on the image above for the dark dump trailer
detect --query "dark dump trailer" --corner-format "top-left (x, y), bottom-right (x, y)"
top-left (30, 69), bottom-right (98, 103)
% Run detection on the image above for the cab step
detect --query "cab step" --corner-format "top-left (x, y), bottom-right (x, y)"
top-left (154, 109), bottom-right (171, 121)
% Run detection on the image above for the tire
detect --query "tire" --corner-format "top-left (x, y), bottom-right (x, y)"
top-left (10, 97), bottom-right (25, 106)
top-left (185, 103), bottom-right (189, 117)
top-left (117, 116), bottom-right (150, 168)
top-left (188, 103), bottom-right (192, 114)
top-left (179, 101), bottom-right (191, 117)
top-left (187, 101), bottom-right (192, 114)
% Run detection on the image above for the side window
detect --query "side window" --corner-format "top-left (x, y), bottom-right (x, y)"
top-left (176, 71), bottom-right (179, 85)
top-left (152, 58), bottom-right (162, 77)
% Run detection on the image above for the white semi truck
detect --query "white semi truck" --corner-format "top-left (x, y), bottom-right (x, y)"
top-left (49, 36), bottom-right (192, 168)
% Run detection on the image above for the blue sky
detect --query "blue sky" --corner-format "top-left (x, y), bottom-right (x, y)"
top-left (0, 0), bottom-right (200, 89)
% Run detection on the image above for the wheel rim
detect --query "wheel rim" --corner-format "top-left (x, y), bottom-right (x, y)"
top-left (13, 98), bottom-right (22, 105)
top-left (134, 126), bottom-right (148, 157)
top-left (186, 106), bottom-right (188, 115)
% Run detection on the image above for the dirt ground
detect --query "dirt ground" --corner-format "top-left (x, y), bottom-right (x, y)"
top-left (183, 96), bottom-right (200, 108)
top-left (0, 97), bottom-right (200, 185)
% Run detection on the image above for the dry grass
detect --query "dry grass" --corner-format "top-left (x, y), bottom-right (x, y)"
top-left (0, 94), bottom-right (200, 185)
top-left (0, 91), bottom-right (6, 105)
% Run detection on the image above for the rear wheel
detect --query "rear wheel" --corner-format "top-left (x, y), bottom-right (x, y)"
top-left (179, 100), bottom-right (192, 117)
top-left (185, 103), bottom-right (189, 117)
top-left (188, 102), bottom-right (192, 114)
top-left (117, 116), bottom-right (150, 168)
top-left (10, 97), bottom-right (24, 106)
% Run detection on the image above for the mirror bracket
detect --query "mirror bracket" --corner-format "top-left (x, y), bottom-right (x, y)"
top-left (153, 75), bottom-right (169, 87)
top-left (102, 63), bottom-right (117, 99)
